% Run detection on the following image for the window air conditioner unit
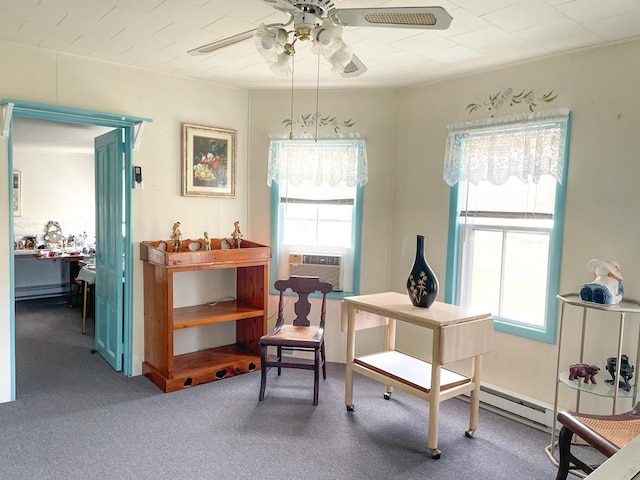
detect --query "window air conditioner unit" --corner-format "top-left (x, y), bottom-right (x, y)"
top-left (289, 253), bottom-right (343, 292)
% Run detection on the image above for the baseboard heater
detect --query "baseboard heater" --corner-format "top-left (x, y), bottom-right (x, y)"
top-left (460, 383), bottom-right (554, 432)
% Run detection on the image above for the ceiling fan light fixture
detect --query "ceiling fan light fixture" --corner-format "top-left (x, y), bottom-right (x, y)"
top-left (190, 4), bottom-right (454, 79)
top-left (317, 29), bottom-right (333, 46)
top-left (255, 24), bottom-right (288, 61)
top-left (270, 51), bottom-right (294, 76)
top-left (296, 27), bottom-right (312, 42)
top-left (311, 20), bottom-right (344, 59)
top-left (327, 40), bottom-right (353, 73)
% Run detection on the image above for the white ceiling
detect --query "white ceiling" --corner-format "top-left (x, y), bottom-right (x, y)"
top-left (1, 0), bottom-right (640, 91)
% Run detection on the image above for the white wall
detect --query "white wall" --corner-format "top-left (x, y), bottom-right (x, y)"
top-left (13, 149), bottom-right (96, 242)
top-left (0, 43), bottom-right (250, 402)
top-left (249, 39), bottom-right (640, 413)
top-left (391, 39), bottom-right (640, 413)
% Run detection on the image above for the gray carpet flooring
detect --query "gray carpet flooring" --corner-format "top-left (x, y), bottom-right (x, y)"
top-left (0, 297), bottom-right (565, 480)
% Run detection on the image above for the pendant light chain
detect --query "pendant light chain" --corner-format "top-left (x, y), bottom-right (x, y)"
top-left (315, 52), bottom-right (320, 142)
top-left (289, 53), bottom-right (295, 140)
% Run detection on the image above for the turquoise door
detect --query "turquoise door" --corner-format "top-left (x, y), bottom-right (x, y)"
top-left (94, 129), bottom-right (124, 371)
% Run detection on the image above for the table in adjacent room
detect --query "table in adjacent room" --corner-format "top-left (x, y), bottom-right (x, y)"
top-left (76, 263), bottom-right (96, 334)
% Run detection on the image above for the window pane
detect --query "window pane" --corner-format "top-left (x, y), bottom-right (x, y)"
top-left (318, 204), bottom-right (353, 221)
top-left (502, 232), bottom-right (549, 326)
top-left (318, 205), bottom-right (352, 247)
top-left (318, 220), bottom-right (351, 247)
top-left (467, 229), bottom-right (502, 315)
top-left (283, 218), bottom-right (317, 245)
top-left (283, 204), bottom-right (317, 245)
top-left (282, 203), bottom-right (353, 247)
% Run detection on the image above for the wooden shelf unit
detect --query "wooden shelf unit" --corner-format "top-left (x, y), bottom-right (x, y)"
top-left (140, 238), bottom-right (271, 393)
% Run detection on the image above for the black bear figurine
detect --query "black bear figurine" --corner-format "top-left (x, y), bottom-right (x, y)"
top-left (605, 354), bottom-right (634, 392)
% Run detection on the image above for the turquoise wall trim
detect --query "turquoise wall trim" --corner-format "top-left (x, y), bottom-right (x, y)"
top-left (444, 183), bottom-right (460, 305)
top-left (1, 99), bottom-right (151, 127)
top-left (8, 122), bottom-right (16, 401)
top-left (351, 184), bottom-right (364, 296)
top-left (123, 127), bottom-right (134, 375)
top-left (269, 183), bottom-right (282, 295)
top-left (541, 111), bottom-right (572, 344)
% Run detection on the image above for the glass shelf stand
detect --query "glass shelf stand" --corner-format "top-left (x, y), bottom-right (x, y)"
top-left (545, 294), bottom-right (640, 475)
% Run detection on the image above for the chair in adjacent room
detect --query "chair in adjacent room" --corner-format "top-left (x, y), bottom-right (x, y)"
top-left (555, 402), bottom-right (640, 480)
top-left (258, 275), bottom-right (333, 406)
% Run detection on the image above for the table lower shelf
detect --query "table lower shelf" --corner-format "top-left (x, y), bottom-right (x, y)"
top-left (353, 350), bottom-right (471, 395)
top-left (143, 343), bottom-right (260, 393)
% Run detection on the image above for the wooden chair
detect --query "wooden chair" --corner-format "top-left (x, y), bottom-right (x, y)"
top-left (555, 402), bottom-right (640, 480)
top-left (259, 276), bottom-right (333, 406)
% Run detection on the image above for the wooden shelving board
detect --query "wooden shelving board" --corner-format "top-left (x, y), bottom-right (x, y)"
top-left (173, 300), bottom-right (264, 329)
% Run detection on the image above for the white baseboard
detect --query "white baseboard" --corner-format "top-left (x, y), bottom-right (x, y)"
top-left (460, 382), bottom-right (554, 432)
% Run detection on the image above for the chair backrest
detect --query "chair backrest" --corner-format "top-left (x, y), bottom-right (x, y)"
top-left (274, 276), bottom-right (333, 328)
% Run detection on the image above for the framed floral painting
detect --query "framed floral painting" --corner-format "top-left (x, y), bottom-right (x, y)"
top-left (182, 123), bottom-right (237, 198)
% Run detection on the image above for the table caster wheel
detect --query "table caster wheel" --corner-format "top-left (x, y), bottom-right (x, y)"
top-left (383, 392), bottom-right (392, 400)
top-left (465, 429), bottom-right (475, 438)
top-left (346, 405), bottom-right (355, 412)
top-left (430, 448), bottom-right (441, 459)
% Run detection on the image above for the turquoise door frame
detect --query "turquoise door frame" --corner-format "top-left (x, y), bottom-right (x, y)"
top-left (2, 99), bottom-right (151, 399)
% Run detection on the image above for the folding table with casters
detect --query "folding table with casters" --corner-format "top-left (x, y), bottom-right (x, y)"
top-left (342, 292), bottom-right (493, 459)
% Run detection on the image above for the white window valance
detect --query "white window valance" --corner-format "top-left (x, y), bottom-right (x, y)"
top-left (443, 108), bottom-right (571, 187)
top-left (267, 136), bottom-right (368, 188)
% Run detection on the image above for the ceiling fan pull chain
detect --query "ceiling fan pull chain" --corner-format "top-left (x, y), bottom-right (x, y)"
top-left (315, 52), bottom-right (320, 142)
top-left (289, 53), bottom-right (295, 140)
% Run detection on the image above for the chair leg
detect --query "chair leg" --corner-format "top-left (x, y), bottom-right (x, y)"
top-left (321, 342), bottom-right (327, 379)
top-left (313, 348), bottom-right (320, 406)
top-left (277, 346), bottom-right (282, 376)
top-left (555, 426), bottom-right (595, 480)
top-left (259, 345), bottom-right (267, 401)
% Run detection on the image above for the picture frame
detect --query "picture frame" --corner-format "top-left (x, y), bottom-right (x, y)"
top-left (12, 170), bottom-right (21, 217)
top-left (183, 123), bottom-right (237, 198)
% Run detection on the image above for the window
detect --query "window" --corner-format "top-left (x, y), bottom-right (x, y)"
top-left (268, 138), bottom-right (367, 297)
top-left (443, 109), bottom-right (571, 343)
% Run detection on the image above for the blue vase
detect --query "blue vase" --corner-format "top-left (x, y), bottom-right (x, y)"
top-left (407, 235), bottom-right (439, 308)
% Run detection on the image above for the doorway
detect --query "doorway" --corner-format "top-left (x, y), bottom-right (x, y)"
top-left (3, 98), bottom-right (151, 401)
top-left (12, 117), bottom-right (111, 385)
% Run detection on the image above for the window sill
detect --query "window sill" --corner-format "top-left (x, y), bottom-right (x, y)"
top-left (493, 317), bottom-right (556, 344)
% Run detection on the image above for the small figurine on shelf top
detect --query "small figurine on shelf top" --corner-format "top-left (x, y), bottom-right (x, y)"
top-left (568, 363), bottom-right (600, 384)
top-left (204, 231), bottom-right (211, 251)
top-left (230, 221), bottom-right (242, 249)
top-left (579, 259), bottom-right (624, 305)
top-left (605, 354), bottom-right (634, 392)
top-left (171, 222), bottom-right (183, 252)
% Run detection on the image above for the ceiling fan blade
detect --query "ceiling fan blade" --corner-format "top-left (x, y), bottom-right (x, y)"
top-left (188, 29), bottom-right (257, 55)
top-left (341, 53), bottom-right (367, 78)
top-left (265, 0), bottom-right (302, 14)
top-left (329, 6), bottom-right (452, 30)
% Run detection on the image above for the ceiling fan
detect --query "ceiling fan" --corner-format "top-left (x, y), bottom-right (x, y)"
top-left (188, 0), bottom-right (453, 78)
